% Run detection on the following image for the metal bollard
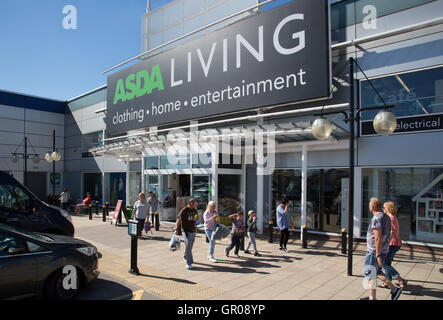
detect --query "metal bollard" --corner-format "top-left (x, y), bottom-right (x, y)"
top-left (105, 202), bottom-right (110, 216)
top-left (102, 205), bottom-right (106, 222)
top-left (240, 232), bottom-right (245, 251)
top-left (341, 228), bottom-right (347, 254)
top-left (302, 224), bottom-right (307, 248)
top-left (128, 220), bottom-right (140, 275)
top-left (88, 205), bottom-right (92, 220)
top-left (155, 211), bottom-right (160, 231)
top-left (95, 201), bottom-right (99, 215)
top-left (268, 220), bottom-right (273, 243)
top-left (205, 234), bottom-right (209, 243)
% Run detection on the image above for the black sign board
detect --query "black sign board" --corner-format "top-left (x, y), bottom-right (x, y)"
top-left (361, 113), bottom-right (443, 136)
top-left (106, 0), bottom-right (331, 134)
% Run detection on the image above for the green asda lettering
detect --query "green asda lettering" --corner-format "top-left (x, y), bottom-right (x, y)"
top-left (113, 65), bottom-right (164, 104)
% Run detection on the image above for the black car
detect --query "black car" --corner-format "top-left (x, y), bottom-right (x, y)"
top-left (0, 223), bottom-right (99, 300)
top-left (0, 171), bottom-right (74, 236)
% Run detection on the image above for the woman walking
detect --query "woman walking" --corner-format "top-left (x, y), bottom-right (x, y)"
top-left (133, 192), bottom-right (149, 239)
top-left (244, 210), bottom-right (261, 256)
top-left (204, 201), bottom-right (218, 263)
top-left (382, 201), bottom-right (407, 289)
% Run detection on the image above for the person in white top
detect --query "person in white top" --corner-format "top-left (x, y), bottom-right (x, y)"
top-left (204, 201), bottom-right (219, 263)
top-left (133, 192), bottom-right (150, 239)
top-left (59, 188), bottom-right (71, 210)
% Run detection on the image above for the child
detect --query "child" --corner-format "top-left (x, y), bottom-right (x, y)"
top-left (225, 212), bottom-right (245, 257)
top-left (244, 210), bottom-right (261, 257)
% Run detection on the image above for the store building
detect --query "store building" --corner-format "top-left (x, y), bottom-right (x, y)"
top-left (1, 0), bottom-right (442, 247)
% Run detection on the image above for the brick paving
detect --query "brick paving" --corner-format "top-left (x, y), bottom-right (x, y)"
top-left (72, 215), bottom-right (443, 300)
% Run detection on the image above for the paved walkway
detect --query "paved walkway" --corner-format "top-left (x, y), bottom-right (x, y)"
top-left (72, 215), bottom-right (443, 300)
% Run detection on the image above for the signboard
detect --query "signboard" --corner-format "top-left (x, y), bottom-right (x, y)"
top-left (128, 220), bottom-right (138, 236)
top-left (50, 173), bottom-right (61, 185)
top-left (106, 0), bottom-right (331, 134)
top-left (361, 113), bottom-right (443, 136)
top-left (112, 200), bottom-right (123, 225)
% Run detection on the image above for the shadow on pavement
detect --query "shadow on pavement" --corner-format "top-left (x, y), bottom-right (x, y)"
top-left (192, 262), bottom-right (269, 274)
top-left (401, 283), bottom-right (443, 299)
top-left (137, 273), bottom-right (197, 285)
top-left (76, 279), bottom-right (133, 300)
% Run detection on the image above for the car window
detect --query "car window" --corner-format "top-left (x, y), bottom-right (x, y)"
top-left (0, 232), bottom-right (28, 257)
top-left (0, 184), bottom-right (31, 213)
top-left (26, 241), bottom-right (48, 253)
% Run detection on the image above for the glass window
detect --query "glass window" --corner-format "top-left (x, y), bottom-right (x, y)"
top-left (128, 172), bottom-right (142, 206)
top-left (83, 173), bottom-right (102, 204)
top-left (362, 167), bottom-right (443, 244)
top-left (160, 154), bottom-right (190, 169)
top-left (26, 241), bottom-right (47, 253)
top-left (108, 173), bottom-right (126, 205)
top-left (0, 184), bottom-right (31, 213)
top-left (218, 175), bottom-right (242, 226)
top-left (272, 169), bottom-right (349, 233)
top-left (0, 232), bottom-right (28, 257)
top-left (82, 131), bottom-right (103, 158)
top-left (272, 170), bottom-right (302, 228)
top-left (192, 153), bottom-right (212, 169)
top-left (145, 156), bottom-right (159, 170)
top-left (192, 175), bottom-right (211, 217)
top-left (361, 67), bottom-right (443, 120)
top-left (146, 175), bottom-right (159, 198)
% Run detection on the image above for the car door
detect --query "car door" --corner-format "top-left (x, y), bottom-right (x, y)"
top-left (0, 231), bottom-right (37, 299)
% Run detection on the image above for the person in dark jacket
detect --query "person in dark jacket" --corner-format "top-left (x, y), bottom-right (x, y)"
top-left (244, 210), bottom-right (261, 256)
top-left (175, 198), bottom-right (198, 270)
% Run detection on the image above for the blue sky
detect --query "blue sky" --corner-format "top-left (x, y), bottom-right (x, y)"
top-left (0, 0), bottom-right (290, 101)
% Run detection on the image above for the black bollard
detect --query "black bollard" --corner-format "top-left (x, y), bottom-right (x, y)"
top-left (240, 232), bottom-right (245, 251)
top-left (155, 211), bottom-right (160, 231)
top-left (102, 205), bottom-right (106, 222)
top-left (105, 202), bottom-right (110, 216)
top-left (205, 234), bottom-right (209, 243)
top-left (302, 224), bottom-right (307, 248)
top-left (268, 220), bottom-right (273, 243)
top-left (341, 228), bottom-right (347, 254)
top-left (88, 205), bottom-right (92, 220)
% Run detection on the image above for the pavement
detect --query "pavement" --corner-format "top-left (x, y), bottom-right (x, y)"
top-left (72, 214), bottom-right (443, 300)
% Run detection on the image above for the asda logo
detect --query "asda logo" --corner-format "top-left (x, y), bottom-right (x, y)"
top-left (113, 65), bottom-right (165, 104)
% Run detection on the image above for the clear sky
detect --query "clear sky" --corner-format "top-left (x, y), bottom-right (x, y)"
top-left (0, 0), bottom-right (291, 101)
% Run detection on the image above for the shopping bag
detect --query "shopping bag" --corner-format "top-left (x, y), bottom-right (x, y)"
top-left (169, 234), bottom-right (181, 251)
top-left (212, 223), bottom-right (231, 240)
top-left (144, 221), bottom-right (152, 233)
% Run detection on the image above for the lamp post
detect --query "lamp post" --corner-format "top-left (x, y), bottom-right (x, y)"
top-left (45, 130), bottom-right (61, 203)
top-left (11, 137), bottom-right (40, 187)
top-left (311, 57), bottom-right (396, 276)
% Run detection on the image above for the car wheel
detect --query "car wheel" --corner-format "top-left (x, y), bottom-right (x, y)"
top-left (45, 268), bottom-right (80, 300)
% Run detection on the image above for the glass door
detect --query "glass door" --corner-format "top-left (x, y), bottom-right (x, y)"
top-left (192, 175), bottom-right (211, 219)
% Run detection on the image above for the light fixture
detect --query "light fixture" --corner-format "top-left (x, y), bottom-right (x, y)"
top-left (311, 117), bottom-right (333, 140)
top-left (45, 152), bottom-right (53, 162)
top-left (373, 110), bottom-right (397, 136)
top-left (11, 154), bottom-right (19, 163)
top-left (51, 151), bottom-right (61, 162)
top-left (32, 155), bottom-right (40, 164)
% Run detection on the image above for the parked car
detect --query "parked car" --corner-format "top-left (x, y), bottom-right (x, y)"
top-left (0, 171), bottom-right (74, 236)
top-left (0, 223), bottom-right (99, 300)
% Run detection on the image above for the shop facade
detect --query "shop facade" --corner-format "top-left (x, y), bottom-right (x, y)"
top-left (2, 0), bottom-right (442, 247)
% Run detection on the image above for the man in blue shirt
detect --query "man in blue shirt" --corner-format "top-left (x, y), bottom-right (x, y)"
top-left (276, 200), bottom-right (291, 253)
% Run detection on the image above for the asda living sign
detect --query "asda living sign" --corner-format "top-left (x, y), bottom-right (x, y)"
top-left (106, 0), bottom-right (331, 134)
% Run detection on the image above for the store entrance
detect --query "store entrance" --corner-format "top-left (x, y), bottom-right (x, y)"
top-left (160, 174), bottom-right (191, 221)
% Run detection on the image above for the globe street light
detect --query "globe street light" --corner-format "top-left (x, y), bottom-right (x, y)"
top-left (373, 110), bottom-right (397, 136)
top-left (45, 152), bottom-right (53, 162)
top-left (51, 150), bottom-right (62, 162)
top-left (311, 117), bottom-right (333, 140)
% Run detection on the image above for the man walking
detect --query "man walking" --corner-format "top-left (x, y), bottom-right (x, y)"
top-left (361, 197), bottom-right (402, 300)
top-left (175, 198), bottom-right (198, 270)
top-left (148, 191), bottom-right (160, 228)
top-left (277, 200), bottom-right (290, 253)
top-left (59, 188), bottom-right (71, 210)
